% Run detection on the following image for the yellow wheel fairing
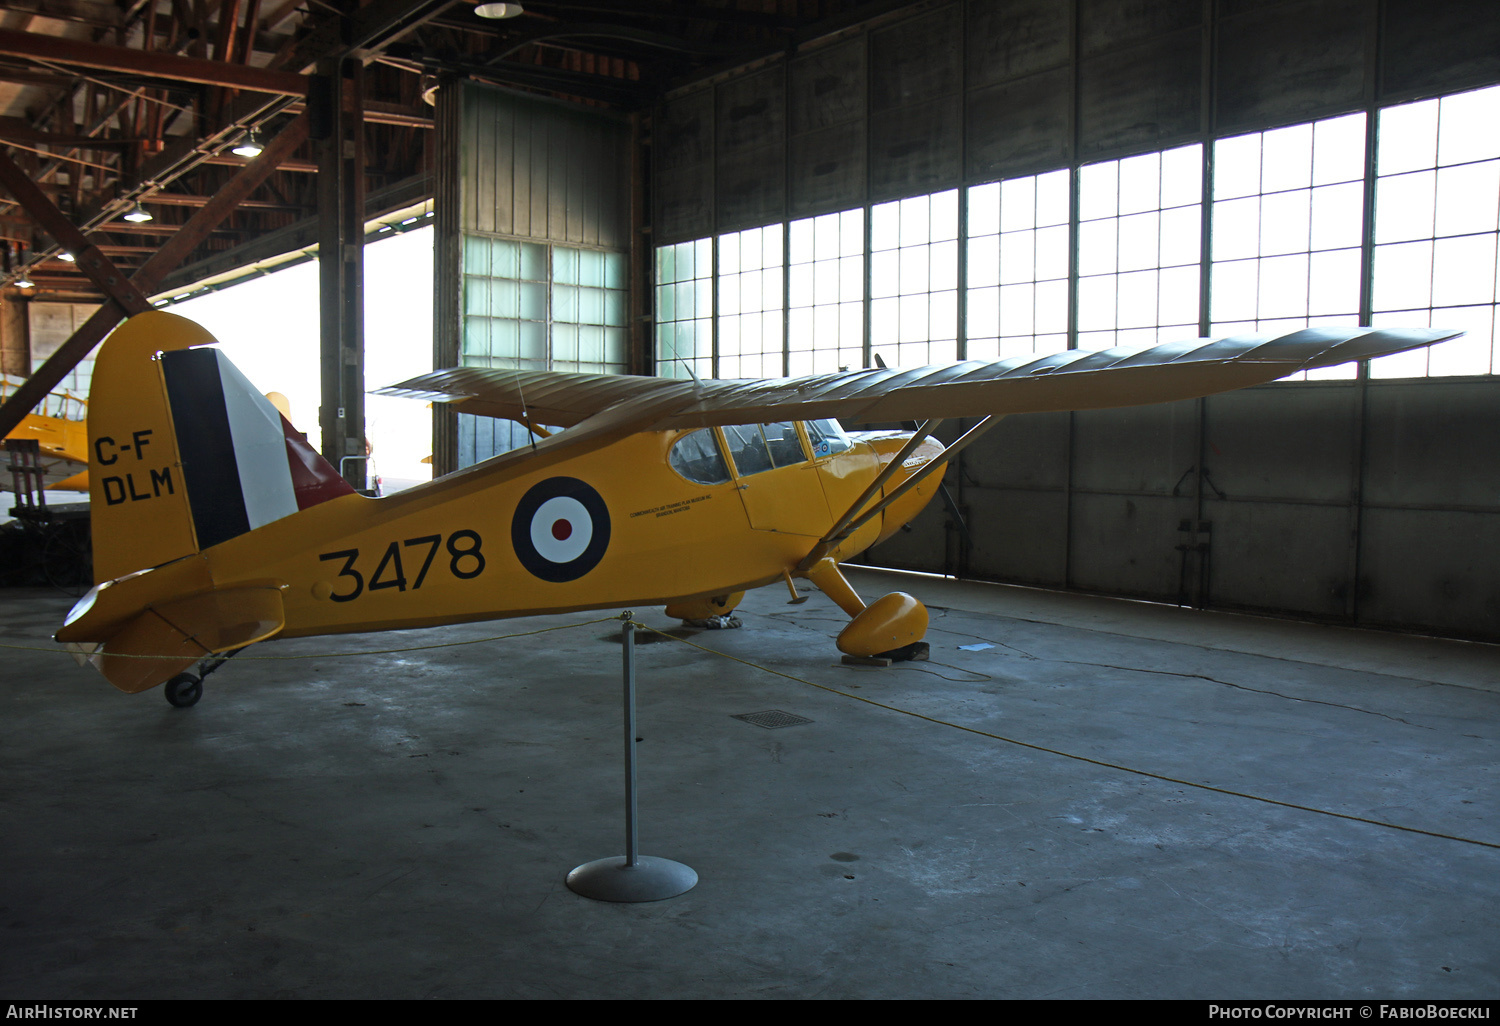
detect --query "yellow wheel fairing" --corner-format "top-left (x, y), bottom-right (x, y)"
top-left (836, 592), bottom-right (929, 657)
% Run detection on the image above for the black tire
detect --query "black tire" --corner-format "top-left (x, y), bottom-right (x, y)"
top-left (164, 673), bottom-right (203, 708)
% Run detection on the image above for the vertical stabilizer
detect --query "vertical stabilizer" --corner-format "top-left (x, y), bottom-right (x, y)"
top-left (86, 311), bottom-right (357, 585)
top-left (87, 312), bottom-right (217, 583)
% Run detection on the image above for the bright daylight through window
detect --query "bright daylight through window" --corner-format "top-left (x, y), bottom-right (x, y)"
top-left (654, 83), bottom-right (1500, 386)
top-left (1212, 113), bottom-right (1367, 379)
top-left (1370, 84), bottom-right (1500, 377)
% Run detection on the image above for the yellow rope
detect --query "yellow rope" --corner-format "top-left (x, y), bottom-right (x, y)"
top-left (627, 620), bottom-right (1500, 853)
top-left (0, 616), bottom-right (620, 660)
top-left (6, 610), bottom-right (1493, 851)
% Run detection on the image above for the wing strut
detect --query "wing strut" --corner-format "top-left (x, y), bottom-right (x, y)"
top-left (795, 418), bottom-right (940, 570)
top-left (796, 415), bottom-right (998, 572)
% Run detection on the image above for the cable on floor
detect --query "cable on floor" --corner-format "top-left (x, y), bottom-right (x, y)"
top-left (627, 620), bottom-right (1500, 854)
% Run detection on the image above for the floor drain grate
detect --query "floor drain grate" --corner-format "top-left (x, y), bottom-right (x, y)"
top-left (732, 710), bottom-right (813, 729)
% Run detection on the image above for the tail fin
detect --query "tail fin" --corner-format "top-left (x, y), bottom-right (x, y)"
top-left (87, 312), bottom-right (213, 582)
top-left (87, 311), bottom-right (354, 583)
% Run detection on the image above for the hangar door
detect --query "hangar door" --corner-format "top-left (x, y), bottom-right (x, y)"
top-left (862, 380), bottom-right (1500, 644)
top-left (432, 81), bottom-right (631, 472)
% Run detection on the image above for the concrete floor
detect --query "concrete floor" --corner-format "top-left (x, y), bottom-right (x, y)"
top-left (2, 567), bottom-right (1497, 999)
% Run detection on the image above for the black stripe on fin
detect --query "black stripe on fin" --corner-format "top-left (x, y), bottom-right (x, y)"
top-left (161, 348), bottom-right (251, 549)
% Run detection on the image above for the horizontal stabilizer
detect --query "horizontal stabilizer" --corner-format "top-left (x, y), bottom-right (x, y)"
top-left (77, 587), bottom-right (285, 694)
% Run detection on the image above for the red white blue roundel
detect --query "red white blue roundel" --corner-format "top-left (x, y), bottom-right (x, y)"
top-left (512, 477), bottom-right (611, 582)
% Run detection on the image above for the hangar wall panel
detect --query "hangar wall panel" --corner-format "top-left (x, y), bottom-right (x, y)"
top-left (1358, 509), bottom-right (1500, 638)
top-left (1201, 500), bottom-right (1354, 618)
top-left (1362, 382), bottom-right (1500, 509)
top-left (653, 0), bottom-right (1500, 243)
top-left (1066, 492), bottom-right (1187, 600)
top-left (789, 38), bottom-right (867, 217)
top-left (435, 82), bottom-right (630, 472)
top-left (716, 68), bottom-right (787, 231)
top-left (962, 488), bottom-right (1071, 587)
top-left (647, 0), bottom-right (1500, 644)
top-left (655, 91), bottom-right (715, 243)
top-left (862, 378), bottom-right (1500, 643)
top-left (1380, 0), bottom-right (1500, 102)
top-left (1216, 0), bottom-right (1369, 133)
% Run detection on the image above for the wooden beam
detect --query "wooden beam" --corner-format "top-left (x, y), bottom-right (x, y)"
top-left (88, 222), bottom-right (248, 236)
top-left (0, 112), bottom-right (311, 439)
top-left (0, 0), bottom-right (124, 30)
top-left (142, 192), bottom-right (307, 210)
top-left (0, 117), bottom-right (143, 147)
top-left (200, 152), bottom-right (318, 172)
top-left (283, 99), bottom-right (435, 130)
top-left (0, 149), bottom-right (153, 314)
top-left (0, 27), bottom-right (307, 95)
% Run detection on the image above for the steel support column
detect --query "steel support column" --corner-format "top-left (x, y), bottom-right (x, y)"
top-left (629, 111), bottom-right (650, 377)
top-left (430, 77), bottom-right (462, 478)
top-left (314, 63), bottom-right (367, 491)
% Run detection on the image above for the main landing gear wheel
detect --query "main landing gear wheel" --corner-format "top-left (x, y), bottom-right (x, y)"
top-left (164, 673), bottom-right (203, 708)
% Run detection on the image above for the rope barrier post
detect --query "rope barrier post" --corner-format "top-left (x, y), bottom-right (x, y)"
top-left (565, 611), bottom-right (698, 902)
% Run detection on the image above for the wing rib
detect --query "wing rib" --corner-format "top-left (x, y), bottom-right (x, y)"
top-left (376, 327), bottom-right (1462, 441)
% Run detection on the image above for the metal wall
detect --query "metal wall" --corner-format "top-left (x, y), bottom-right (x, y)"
top-left (433, 81), bottom-right (630, 473)
top-left (863, 376), bottom-right (1500, 642)
top-left (650, 0), bottom-right (1500, 641)
top-left (654, 0), bottom-right (1500, 241)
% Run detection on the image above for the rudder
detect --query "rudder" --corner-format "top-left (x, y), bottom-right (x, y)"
top-left (86, 311), bottom-right (215, 583)
top-left (86, 311), bottom-right (356, 584)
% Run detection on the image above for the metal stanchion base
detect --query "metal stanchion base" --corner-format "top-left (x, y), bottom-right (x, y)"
top-left (566, 855), bottom-right (698, 903)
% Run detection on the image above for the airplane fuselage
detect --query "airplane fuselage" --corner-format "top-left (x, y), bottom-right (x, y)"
top-left (249, 423), bottom-right (943, 638)
top-left (65, 420), bottom-right (946, 646)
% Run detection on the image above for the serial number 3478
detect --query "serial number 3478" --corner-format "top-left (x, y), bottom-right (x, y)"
top-left (318, 531), bottom-right (485, 602)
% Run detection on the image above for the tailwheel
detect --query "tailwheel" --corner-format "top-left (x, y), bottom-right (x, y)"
top-left (161, 649), bottom-right (242, 707)
top-left (164, 673), bottom-right (203, 708)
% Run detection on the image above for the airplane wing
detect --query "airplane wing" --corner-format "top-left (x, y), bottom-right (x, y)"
top-left (377, 326), bottom-right (1460, 430)
top-left (374, 367), bottom-right (691, 429)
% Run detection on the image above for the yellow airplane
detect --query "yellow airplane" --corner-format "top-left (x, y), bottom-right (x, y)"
top-left (53, 310), bottom-right (1457, 706)
top-left (2, 375), bottom-right (90, 492)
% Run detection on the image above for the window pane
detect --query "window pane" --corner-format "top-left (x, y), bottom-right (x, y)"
top-left (669, 429), bottom-right (730, 484)
top-left (1371, 85), bottom-right (1500, 377)
top-left (722, 424), bottom-right (773, 476)
top-left (762, 422), bottom-right (806, 467)
top-left (805, 418), bottom-right (853, 457)
top-left (1079, 144), bottom-right (1202, 348)
top-left (1211, 114), bottom-right (1370, 375)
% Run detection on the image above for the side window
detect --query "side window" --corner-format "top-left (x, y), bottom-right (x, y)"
top-left (722, 424), bottom-right (773, 476)
top-left (762, 422), bottom-right (807, 468)
top-left (668, 429), bottom-right (731, 485)
top-left (805, 419), bottom-right (853, 458)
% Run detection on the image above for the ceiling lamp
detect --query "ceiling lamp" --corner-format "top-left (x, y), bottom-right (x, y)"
top-left (475, 3), bottom-right (524, 18)
top-left (231, 129), bottom-right (263, 158)
top-left (122, 202), bottom-right (153, 223)
top-left (15, 269), bottom-right (33, 288)
top-left (58, 251), bottom-right (76, 262)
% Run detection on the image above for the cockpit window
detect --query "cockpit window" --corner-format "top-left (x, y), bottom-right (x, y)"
top-left (721, 423), bottom-right (812, 477)
top-left (761, 422), bottom-right (807, 468)
top-left (805, 419), bottom-right (853, 458)
top-left (721, 424), bottom-right (773, 476)
top-left (668, 429), bottom-right (731, 485)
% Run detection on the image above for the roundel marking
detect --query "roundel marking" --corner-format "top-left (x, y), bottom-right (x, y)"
top-left (512, 477), bottom-right (611, 582)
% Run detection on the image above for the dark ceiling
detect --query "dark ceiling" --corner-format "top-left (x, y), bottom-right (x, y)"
top-left (0, 0), bottom-right (881, 302)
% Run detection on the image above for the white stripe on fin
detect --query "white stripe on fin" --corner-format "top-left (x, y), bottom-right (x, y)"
top-left (214, 351), bottom-right (299, 530)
